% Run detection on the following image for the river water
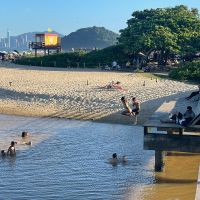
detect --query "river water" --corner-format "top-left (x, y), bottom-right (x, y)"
top-left (0, 114), bottom-right (199, 200)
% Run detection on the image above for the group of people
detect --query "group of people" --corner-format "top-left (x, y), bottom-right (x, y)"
top-left (1, 141), bottom-right (16, 157)
top-left (101, 81), bottom-right (126, 91)
top-left (161, 84), bottom-right (200, 127)
top-left (1, 131), bottom-right (32, 157)
top-left (161, 106), bottom-right (196, 126)
top-left (121, 96), bottom-right (140, 117)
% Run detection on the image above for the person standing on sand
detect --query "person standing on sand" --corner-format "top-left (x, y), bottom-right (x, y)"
top-left (121, 96), bottom-right (132, 116)
top-left (131, 97), bottom-right (141, 115)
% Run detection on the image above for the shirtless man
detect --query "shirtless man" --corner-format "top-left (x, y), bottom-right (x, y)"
top-left (121, 96), bottom-right (132, 116)
top-left (7, 141), bottom-right (16, 156)
top-left (131, 97), bottom-right (141, 115)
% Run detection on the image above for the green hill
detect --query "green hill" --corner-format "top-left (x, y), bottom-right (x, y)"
top-left (61, 26), bottom-right (119, 50)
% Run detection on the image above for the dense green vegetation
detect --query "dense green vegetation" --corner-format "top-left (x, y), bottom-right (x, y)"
top-left (61, 26), bottom-right (119, 50)
top-left (119, 5), bottom-right (200, 65)
top-left (15, 5), bottom-right (200, 82)
top-left (15, 45), bottom-right (128, 67)
top-left (169, 59), bottom-right (200, 82)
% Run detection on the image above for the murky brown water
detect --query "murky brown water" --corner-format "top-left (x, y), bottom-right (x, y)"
top-left (141, 153), bottom-right (200, 200)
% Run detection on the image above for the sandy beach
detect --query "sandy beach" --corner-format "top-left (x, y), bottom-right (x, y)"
top-left (0, 62), bottom-right (197, 125)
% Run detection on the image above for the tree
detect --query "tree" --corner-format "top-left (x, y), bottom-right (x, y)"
top-left (118, 5), bottom-right (200, 65)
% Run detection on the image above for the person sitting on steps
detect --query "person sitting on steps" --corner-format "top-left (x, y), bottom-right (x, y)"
top-left (161, 106), bottom-right (195, 127)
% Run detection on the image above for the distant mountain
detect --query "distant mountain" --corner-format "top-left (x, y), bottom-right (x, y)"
top-left (0, 27), bottom-right (119, 51)
top-left (0, 31), bottom-right (63, 51)
top-left (61, 26), bottom-right (119, 51)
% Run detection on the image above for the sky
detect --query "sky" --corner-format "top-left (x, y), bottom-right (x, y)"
top-left (0, 0), bottom-right (199, 37)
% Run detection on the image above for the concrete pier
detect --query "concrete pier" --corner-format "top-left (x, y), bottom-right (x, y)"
top-left (143, 100), bottom-right (200, 171)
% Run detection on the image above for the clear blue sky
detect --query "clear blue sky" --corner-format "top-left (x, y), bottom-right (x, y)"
top-left (0, 0), bottom-right (199, 37)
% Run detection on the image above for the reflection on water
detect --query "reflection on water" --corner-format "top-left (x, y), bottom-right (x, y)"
top-left (140, 153), bottom-right (200, 200)
top-left (0, 114), bottom-right (199, 200)
top-left (0, 114), bottom-right (154, 200)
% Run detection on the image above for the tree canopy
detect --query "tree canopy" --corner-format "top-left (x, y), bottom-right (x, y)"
top-left (118, 5), bottom-right (200, 65)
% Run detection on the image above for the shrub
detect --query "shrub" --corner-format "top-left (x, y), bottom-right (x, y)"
top-left (169, 60), bottom-right (200, 82)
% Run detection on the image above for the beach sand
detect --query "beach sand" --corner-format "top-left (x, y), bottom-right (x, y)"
top-left (0, 62), bottom-right (197, 125)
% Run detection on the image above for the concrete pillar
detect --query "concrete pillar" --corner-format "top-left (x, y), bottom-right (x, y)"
top-left (179, 128), bottom-right (183, 135)
top-left (155, 150), bottom-right (164, 172)
top-left (35, 49), bottom-right (37, 57)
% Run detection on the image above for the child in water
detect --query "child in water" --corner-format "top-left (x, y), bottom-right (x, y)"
top-left (1, 150), bottom-right (6, 157)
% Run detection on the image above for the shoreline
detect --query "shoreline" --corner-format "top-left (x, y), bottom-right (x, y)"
top-left (0, 63), bottom-right (196, 125)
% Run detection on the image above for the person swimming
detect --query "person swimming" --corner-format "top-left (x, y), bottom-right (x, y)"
top-left (1, 150), bottom-right (6, 157)
top-left (121, 155), bottom-right (128, 163)
top-left (7, 141), bottom-right (16, 156)
top-left (108, 153), bottom-right (128, 165)
top-left (22, 131), bottom-right (28, 138)
top-left (24, 141), bottom-right (32, 145)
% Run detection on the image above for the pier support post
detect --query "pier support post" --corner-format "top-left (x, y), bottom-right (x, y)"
top-left (167, 128), bottom-right (174, 134)
top-left (155, 150), bottom-right (164, 172)
top-left (179, 128), bottom-right (183, 135)
top-left (35, 49), bottom-right (37, 57)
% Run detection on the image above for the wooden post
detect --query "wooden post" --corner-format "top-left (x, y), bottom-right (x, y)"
top-left (144, 126), bottom-right (148, 135)
top-left (83, 62), bottom-right (86, 68)
top-left (179, 128), bottom-right (183, 135)
top-left (35, 49), bottom-right (37, 57)
top-left (155, 150), bottom-right (164, 172)
top-left (54, 61), bottom-right (56, 67)
top-left (167, 129), bottom-right (174, 134)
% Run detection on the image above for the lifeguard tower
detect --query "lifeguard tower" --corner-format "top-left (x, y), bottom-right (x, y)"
top-left (29, 33), bottom-right (61, 56)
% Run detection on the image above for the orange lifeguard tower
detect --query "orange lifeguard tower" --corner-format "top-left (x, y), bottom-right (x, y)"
top-left (29, 33), bottom-right (61, 56)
